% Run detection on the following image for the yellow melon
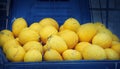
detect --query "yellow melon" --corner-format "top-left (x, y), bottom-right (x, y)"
top-left (92, 32), bottom-right (112, 48)
top-left (29, 22), bottom-right (42, 34)
top-left (39, 18), bottom-right (59, 30)
top-left (62, 49), bottom-right (82, 60)
top-left (23, 41), bottom-right (43, 54)
top-left (44, 49), bottom-right (63, 61)
top-left (6, 45), bottom-right (25, 62)
top-left (0, 29), bottom-right (14, 38)
top-left (24, 50), bottom-right (42, 62)
top-left (46, 35), bottom-right (68, 54)
top-left (94, 22), bottom-right (106, 30)
top-left (0, 29), bottom-right (14, 47)
top-left (111, 44), bottom-right (120, 54)
top-left (98, 28), bottom-right (113, 37)
top-left (105, 48), bottom-right (119, 60)
top-left (39, 26), bottom-right (58, 44)
top-left (75, 42), bottom-right (91, 53)
top-left (18, 28), bottom-right (40, 45)
top-left (58, 30), bottom-right (78, 49)
top-left (62, 18), bottom-right (80, 32)
top-left (82, 45), bottom-right (107, 60)
top-left (77, 23), bottom-right (97, 42)
top-left (12, 18), bottom-right (28, 37)
top-left (3, 39), bottom-right (20, 53)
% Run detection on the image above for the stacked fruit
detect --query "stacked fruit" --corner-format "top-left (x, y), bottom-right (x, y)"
top-left (0, 17), bottom-right (120, 62)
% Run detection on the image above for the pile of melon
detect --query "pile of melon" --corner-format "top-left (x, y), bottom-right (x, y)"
top-left (0, 17), bottom-right (120, 62)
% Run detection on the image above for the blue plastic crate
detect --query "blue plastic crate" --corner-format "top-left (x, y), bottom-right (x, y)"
top-left (0, 0), bottom-right (120, 69)
top-left (7, 0), bottom-right (91, 30)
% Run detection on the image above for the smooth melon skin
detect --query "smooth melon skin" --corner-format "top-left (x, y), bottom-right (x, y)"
top-left (62, 18), bottom-right (80, 32)
top-left (12, 18), bottom-right (28, 37)
top-left (75, 42), bottom-right (91, 53)
top-left (46, 35), bottom-right (68, 54)
top-left (0, 29), bottom-right (14, 47)
top-left (77, 23), bottom-right (97, 42)
top-left (62, 49), bottom-right (82, 60)
top-left (24, 50), bottom-right (42, 62)
top-left (92, 32), bottom-right (112, 48)
top-left (23, 41), bottom-right (43, 54)
top-left (29, 22), bottom-right (42, 34)
top-left (58, 30), bottom-right (79, 49)
top-left (105, 48), bottom-right (119, 60)
top-left (44, 49), bottom-right (63, 61)
top-left (82, 45), bottom-right (107, 60)
top-left (39, 18), bottom-right (59, 30)
top-left (18, 28), bottom-right (40, 45)
top-left (39, 26), bottom-right (58, 44)
top-left (3, 39), bottom-right (20, 54)
top-left (6, 45), bottom-right (25, 62)
top-left (111, 44), bottom-right (120, 55)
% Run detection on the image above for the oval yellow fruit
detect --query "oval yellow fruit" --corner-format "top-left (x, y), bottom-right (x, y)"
top-left (105, 48), bottom-right (119, 60)
top-left (24, 50), bottom-right (42, 62)
top-left (58, 30), bottom-right (78, 49)
top-left (98, 28), bottom-right (113, 37)
top-left (0, 29), bottom-right (14, 38)
top-left (62, 49), bottom-right (82, 60)
top-left (6, 45), bottom-right (25, 62)
top-left (63, 18), bottom-right (80, 32)
top-left (94, 22), bottom-right (106, 30)
top-left (46, 35), bottom-right (68, 54)
top-left (39, 18), bottom-right (59, 30)
top-left (12, 18), bottom-right (28, 37)
top-left (39, 26), bottom-right (58, 44)
top-left (3, 39), bottom-right (20, 53)
top-left (77, 23), bottom-right (97, 42)
top-left (82, 45), bottom-right (107, 60)
top-left (23, 41), bottom-right (43, 54)
top-left (29, 22), bottom-right (42, 34)
top-left (92, 32), bottom-right (112, 48)
top-left (0, 29), bottom-right (14, 46)
top-left (111, 44), bottom-right (120, 54)
top-left (44, 49), bottom-right (63, 61)
top-left (18, 28), bottom-right (40, 45)
top-left (75, 42), bottom-right (91, 53)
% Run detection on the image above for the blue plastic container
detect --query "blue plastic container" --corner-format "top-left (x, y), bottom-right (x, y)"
top-left (0, 0), bottom-right (120, 69)
top-left (8, 0), bottom-right (91, 30)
